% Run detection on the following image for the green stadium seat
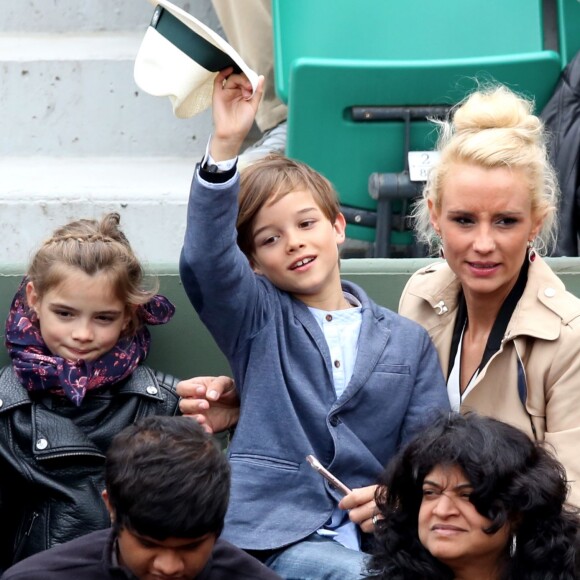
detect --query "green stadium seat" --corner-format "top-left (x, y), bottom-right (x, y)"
top-left (557, 0), bottom-right (580, 66)
top-left (272, 0), bottom-right (563, 256)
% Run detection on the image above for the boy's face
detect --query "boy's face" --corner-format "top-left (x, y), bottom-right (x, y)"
top-left (250, 188), bottom-right (347, 309)
top-left (116, 526), bottom-right (216, 580)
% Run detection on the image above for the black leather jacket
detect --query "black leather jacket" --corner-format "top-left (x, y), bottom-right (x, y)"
top-left (541, 49), bottom-right (580, 256)
top-left (0, 365), bottom-right (180, 571)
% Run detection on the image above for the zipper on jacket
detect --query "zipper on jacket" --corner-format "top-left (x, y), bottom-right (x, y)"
top-left (13, 511), bottom-right (39, 562)
top-left (36, 450), bottom-right (105, 461)
top-left (24, 512), bottom-right (39, 537)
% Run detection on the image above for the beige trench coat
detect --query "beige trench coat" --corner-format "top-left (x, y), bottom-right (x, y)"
top-left (399, 257), bottom-right (580, 507)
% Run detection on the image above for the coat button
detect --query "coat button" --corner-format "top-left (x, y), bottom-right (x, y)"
top-left (36, 438), bottom-right (48, 450)
top-left (146, 386), bottom-right (158, 395)
top-left (544, 287), bottom-right (556, 298)
top-left (329, 416), bottom-right (340, 427)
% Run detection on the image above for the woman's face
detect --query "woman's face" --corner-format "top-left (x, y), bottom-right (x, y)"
top-left (429, 162), bottom-right (544, 304)
top-left (418, 464), bottom-right (510, 575)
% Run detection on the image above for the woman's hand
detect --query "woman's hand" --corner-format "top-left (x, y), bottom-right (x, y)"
top-left (177, 375), bottom-right (240, 434)
top-left (339, 484), bottom-right (379, 534)
top-left (210, 67), bottom-right (265, 161)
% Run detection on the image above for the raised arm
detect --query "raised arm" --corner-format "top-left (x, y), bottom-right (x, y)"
top-left (210, 67), bottom-right (264, 161)
top-left (179, 69), bottom-right (266, 361)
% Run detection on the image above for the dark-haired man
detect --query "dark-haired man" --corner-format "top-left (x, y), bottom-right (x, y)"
top-left (1, 416), bottom-right (280, 580)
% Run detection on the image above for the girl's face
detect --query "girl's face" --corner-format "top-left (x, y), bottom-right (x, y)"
top-left (429, 162), bottom-right (544, 305)
top-left (26, 267), bottom-right (130, 362)
top-left (418, 464), bottom-right (510, 576)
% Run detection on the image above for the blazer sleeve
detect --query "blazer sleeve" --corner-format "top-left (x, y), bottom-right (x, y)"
top-left (399, 327), bottom-right (450, 444)
top-left (179, 169), bottom-right (272, 361)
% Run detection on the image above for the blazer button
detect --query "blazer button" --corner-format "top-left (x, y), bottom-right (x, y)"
top-left (329, 416), bottom-right (340, 427)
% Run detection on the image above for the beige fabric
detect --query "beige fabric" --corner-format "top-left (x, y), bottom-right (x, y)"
top-left (399, 257), bottom-right (580, 508)
top-left (134, 28), bottom-right (216, 118)
top-left (211, 0), bottom-right (287, 131)
top-left (135, 0), bottom-right (259, 118)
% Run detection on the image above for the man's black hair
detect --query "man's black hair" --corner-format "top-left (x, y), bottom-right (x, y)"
top-left (105, 415), bottom-right (230, 539)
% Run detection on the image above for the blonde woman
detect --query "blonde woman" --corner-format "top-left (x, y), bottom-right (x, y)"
top-left (400, 85), bottom-right (580, 507)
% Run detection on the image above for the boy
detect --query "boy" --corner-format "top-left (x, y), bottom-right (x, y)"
top-left (179, 69), bottom-right (449, 578)
top-left (0, 416), bottom-right (281, 580)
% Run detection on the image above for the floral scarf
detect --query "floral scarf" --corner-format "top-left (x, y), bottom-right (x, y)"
top-left (5, 278), bottom-right (175, 406)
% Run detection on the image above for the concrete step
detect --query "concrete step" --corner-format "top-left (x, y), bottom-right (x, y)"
top-left (0, 157), bottom-right (196, 265)
top-left (1, 0), bottom-right (220, 34)
top-left (0, 33), bottom-right (212, 157)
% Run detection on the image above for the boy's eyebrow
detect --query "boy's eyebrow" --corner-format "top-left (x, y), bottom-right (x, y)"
top-left (253, 207), bottom-right (319, 239)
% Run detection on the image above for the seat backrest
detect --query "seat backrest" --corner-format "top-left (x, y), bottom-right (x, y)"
top-left (2, 259), bottom-right (580, 372)
top-left (273, 0), bottom-right (550, 102)
top-left (273, 0), bottom-right (563, 245)
top-left (286, 54), bottom-right (562, 241)
top-left (558, 0), bottom-right (580, 66)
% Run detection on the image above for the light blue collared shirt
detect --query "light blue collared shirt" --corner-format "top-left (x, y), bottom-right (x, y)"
top-left (308, 291), bottom-right (362, 551)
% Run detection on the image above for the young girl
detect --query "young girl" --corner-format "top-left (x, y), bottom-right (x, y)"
top-left (0, 213), bottom-right (180, 572)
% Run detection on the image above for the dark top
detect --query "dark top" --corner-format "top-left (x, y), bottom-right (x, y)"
top-left (0, 365), bottom-right (180, 571)
top-left (0, 528), bottom-right (282, 580)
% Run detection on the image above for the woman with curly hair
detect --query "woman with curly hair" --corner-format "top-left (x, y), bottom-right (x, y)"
top-left (367, 412), bottom-right (579, 580)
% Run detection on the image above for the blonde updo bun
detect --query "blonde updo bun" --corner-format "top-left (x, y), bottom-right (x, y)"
top-left (414, 85), bottom-right (558, 254)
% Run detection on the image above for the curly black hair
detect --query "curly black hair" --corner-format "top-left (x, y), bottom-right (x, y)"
top-left (367, 412), bottom-right (580, 580)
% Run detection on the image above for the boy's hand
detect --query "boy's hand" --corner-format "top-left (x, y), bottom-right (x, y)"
top-left (210, 67), bottom-right (265, 161)
top-left (177, 375), bottom-right (240, 434)
top-left (339, 484), bottom-right (379, 534)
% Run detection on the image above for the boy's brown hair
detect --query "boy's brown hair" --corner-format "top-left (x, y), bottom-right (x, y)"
top-left (236, 154), bottom-right (341, 258)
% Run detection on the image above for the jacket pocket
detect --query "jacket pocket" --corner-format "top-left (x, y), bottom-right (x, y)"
top-left (229, 453), bottom-right (300, 472)
top-left (374, 364), bottom-right (410, 375)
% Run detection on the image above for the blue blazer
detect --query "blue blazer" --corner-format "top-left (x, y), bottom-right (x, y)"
top-left (180, 170), bottom-right (449, 551)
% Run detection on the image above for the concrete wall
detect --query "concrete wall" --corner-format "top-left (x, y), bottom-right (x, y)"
top-left (1, 0), bottom-right (218, 32)
top-left (0, 0), bottom-right (237, 266)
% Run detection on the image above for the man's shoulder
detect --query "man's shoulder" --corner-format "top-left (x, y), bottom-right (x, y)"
top-left (1, 529), bottom-right (110, 580)
top-left (207, 539), bottom-right (282, 579)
